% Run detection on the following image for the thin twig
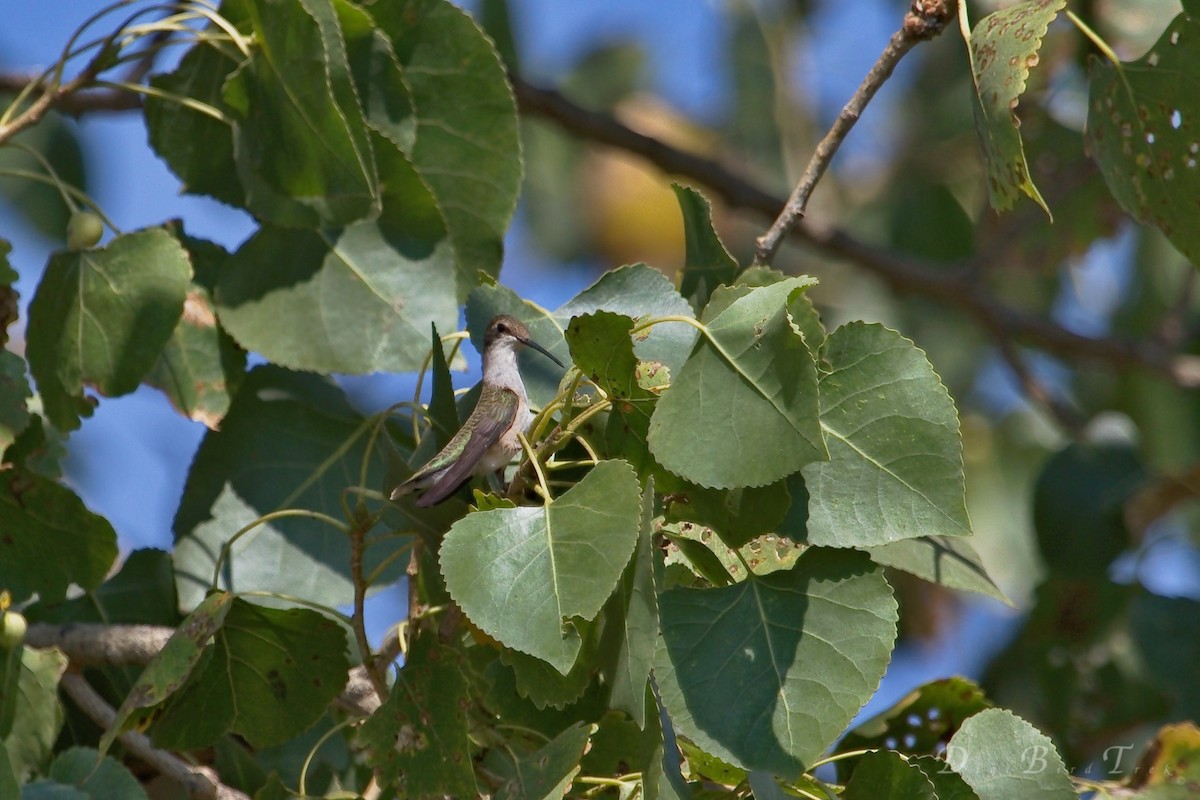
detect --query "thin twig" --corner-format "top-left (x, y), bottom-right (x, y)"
top-left (753, 0), bottom-right (960, 266)
top-left (60, 673), bottom-right (251, 800)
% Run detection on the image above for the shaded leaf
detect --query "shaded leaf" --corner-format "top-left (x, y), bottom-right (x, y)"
top-left (502, 626), bottom-right (599, 710)
top-left (1087, 7), bottom-right (1200, 265)
top-left (0, 472), bottom-right (117, 603)
top-left (150, 599), bottom-right (349, 749)
top-left (654, 549), bottom-right (897, 776)
top-left (26, 228), bottom-right (191, 430)
top-left (223, 0), bottom-right (379, 227)
top-left (835, 677), bottom-right (993, 782)
top-left (967, 0), bottom-right (1064, 215)
top-left (25, 549), bottom-right (178, 627)
top-left (173, 366), bottom-right (411, 610)
top-left (358, 634), bottom-right (477, 798)
top-left (674, 184), bottom-right (738, 309)
top-left (441, 460), bottom-right (641, 674)
top-left (649, 279), bottom-right (825, 489)
top-left (843, 750), bottom-right (935, 800)
top-left (1131, 593), bottom-right (1200, 719)
top-left (803, 322), bottom-right (970, 546)
top-left (597, 481), bottom-right (659, 726)
top-left (0, 112), bottom-right (87, 243)
top-left (371, 0), bottom-right (522, 292)
top-left (945, 709), bottom-right (1074, 800)
top-left (0, 350), bottom-right (31, 452)
top-left (497, 722), bottom-right (592, 800)
top-left (145, 40), bottom-right (243, 206)
top-left (100, 592), bottom-right (233, 756)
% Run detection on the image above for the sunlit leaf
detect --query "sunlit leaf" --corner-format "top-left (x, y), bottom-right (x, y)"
top-left (1, 647), bottom-right (67, 782)
top-left (803, 322), bottom-right (971, 546)
top-left (440, 460), bottom-right (641, 674)
top-left (945, 709), bottom-right (1073, 799)
top-left (648, 279), bottom-right (826, 489)
top-left (843, 750), bottom-right (936, 800)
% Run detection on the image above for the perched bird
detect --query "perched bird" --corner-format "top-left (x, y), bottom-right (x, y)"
top-left (389, 315), bottom-right (564, 507)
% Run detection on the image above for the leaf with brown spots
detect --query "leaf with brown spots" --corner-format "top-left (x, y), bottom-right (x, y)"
top-left (1087, 6), bottom-right (1200, 265)
top-left (966, 0), bottom-right (1065, 216)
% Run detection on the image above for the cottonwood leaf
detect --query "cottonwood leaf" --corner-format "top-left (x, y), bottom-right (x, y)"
top-left (497, 722), bottom-right (592, 800)
top-left (1087, 5), bottom-right (1200, 265)
top-left (440, 460), bottom-right (641, 674)
top-left (649, 279), bottom-right (825, 489)
top-left (842, 750), bottom-right (936, 800)
top-left (865, 536), bottom-right (1006, 602)
top-left (967, 0), bottom-right (1064, 215)
top-left (0, 472), bottom-right (117, 604)
top-left (654, 548), bottom-right (897, 776)
top-left (803, 322), bottom-right (971, 546)
top-left (946, 709), bottom-right (1073, 799)
top-left (674, 184), bottom-right (738, 309)
top-left (26, 228), bottom-right (191, 431)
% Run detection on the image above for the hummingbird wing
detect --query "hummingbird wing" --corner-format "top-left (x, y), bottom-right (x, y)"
top-left (413, 385), bottom-right (520, 507)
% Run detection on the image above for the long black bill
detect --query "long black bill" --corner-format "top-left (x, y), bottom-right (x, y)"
top-left (520, 335), bottom-right (565, 368)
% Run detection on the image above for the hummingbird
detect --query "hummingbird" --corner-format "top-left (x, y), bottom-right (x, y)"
top-left (389, 314), bottom-right (565, 507)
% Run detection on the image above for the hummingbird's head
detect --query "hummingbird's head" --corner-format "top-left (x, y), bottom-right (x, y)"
top-left (484, 315), bottom-right (564, 367)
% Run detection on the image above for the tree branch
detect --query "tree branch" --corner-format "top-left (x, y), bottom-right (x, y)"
top-left (509, 84), bottom-right (1200, 388)
top-left (60, 673), bottom-right (251, 800)
top-left (753, 0), bottom-right (959, 266)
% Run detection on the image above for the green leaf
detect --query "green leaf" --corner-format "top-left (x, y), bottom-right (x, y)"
top-left (664, 480), bottom-right (791, 549)
top-left (501, 628), bottom-right (599, 710)
top-left (341, 0), bottom-right (416, 153)
top-left (149, 599), bottom-right (349, 749)
top-left (3, 416), bottom-right (66, 480)
top-left (648, 279), bottom-right (826, 489)
top-left (173, 366), bottom-right (411, 610)
top-left (440, 459), bottom-right (642, 674)
top-left (1, 647), bottom-right (66, 782)
top-left (864, 536), bottom-right (1007, 602)
top-left (224, 0), bottom-right (379, 227)
top-left (654, 549), bottom-right (898, 776)
top-left (48, 747), bottom-right (148, 800)
top-left (0, 748), bottom-right (16, 800)
top-left (358, 634), bottom-right (477, 798)
top-left (427, 322), bottom-right (462, 450)
top-left (25, 549), bottom-right (178, 627)
top-left (556, 264), bottom-right (699, 378)
top-left (215, 188), bottom-right (457, 374)
top-left (497, 722), bottom-right (592, 800)
top-left (597, 483), bottom-right (659, 727)
top-left (26, 228), bottom-right (191, 430)
top-left (911, 755), bottom-right (979, 800)
top-left (803, 322), bottom-right (971, 546)
top-left (100, 591), bottom-right (233, 756)
top-left (967, 0), bottom-right (1064, 216)
top-left (945, 708), bottom-right (1074, 800)
top-left (0, 472), bottom-right (117, 603)
top-left (0, 350), bottom-right (31, 452)
top-left (674, 184), bottom-right (739, 309)
top-left (145, 40), bottom-right (244, 207)
top-left (1087, 9), bottom-right (1200, 265)
top-left (370, 0), bottom-right (522, 292)
top-left (843, 750), bottom-right (935, 800)
top-left (145, 238), bottom-right (246, 429)
top-left (835, 677), bottom-right (993, 783)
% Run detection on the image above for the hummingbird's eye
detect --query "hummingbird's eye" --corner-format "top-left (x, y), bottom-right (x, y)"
top-left (496, 323), bottom-right (509, 334)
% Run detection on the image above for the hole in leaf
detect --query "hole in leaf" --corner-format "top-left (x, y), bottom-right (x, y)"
top-left (1148, 51), bottom-right (1160, 67)
top-left (1171, 109), bottom-right (1183, 129)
